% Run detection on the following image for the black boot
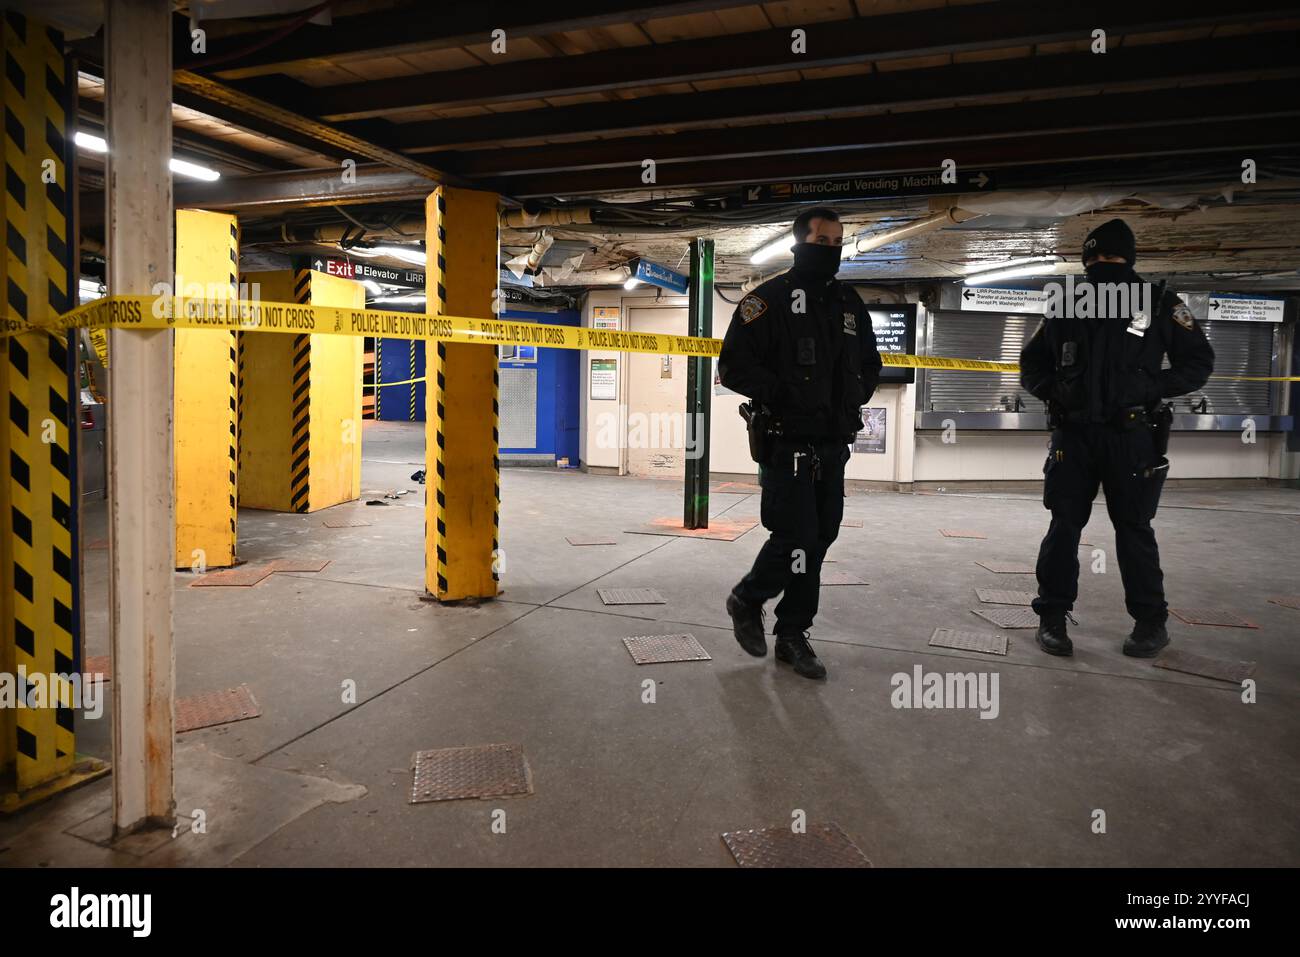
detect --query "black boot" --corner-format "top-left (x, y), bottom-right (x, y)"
top-left (1035, 614), bottom-right (1073, 657)
top-left (726, 591), bottom-right (767, 657)
top-left (775, 633), bottom-right (827, 680)
top-left (1123, 619), bottom-right (1169, 658)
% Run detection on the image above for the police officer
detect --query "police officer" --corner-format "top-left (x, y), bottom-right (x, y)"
top-left (719, 207), bottom-right (883, 679)
top-left (1021, 218), bottom-right (1214, 658)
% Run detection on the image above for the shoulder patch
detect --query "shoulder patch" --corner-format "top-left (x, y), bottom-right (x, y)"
top-left (739, 294), bottom-right (768, 324)
top-left (1171, 302), bottom-right (1196, 331)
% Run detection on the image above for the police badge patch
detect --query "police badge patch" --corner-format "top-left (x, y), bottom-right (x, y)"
top-left (1172, 303), bottom-right (1196, 331)
top-left (739, 294), bottom-right (767, 324)
top-left (843, 312), bottom-right (857, 335)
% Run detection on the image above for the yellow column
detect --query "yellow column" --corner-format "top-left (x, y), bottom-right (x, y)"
top-left (173, 208), bottom-right (239, 568)
top-left (239, 267), bottom-right (363, 512)
top-left (426, 186), bottom-right (500, 601)
top-left (1, 12), bottom-right (95, 805)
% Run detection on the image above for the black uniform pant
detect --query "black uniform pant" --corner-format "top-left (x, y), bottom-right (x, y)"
top-left (733, 438), bottom-right (848, 636)
top-left (1032, 422), bottom-right (1168, 624)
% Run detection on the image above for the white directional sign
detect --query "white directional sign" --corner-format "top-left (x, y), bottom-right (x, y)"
top-left (960, 286), bottom-right (1048, 314)
top-left (1207, 296), bottom-right (1286, 322)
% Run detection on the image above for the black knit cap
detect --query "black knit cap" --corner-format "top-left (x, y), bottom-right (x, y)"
top-left (1081, 218), bottom-right (1136, 266)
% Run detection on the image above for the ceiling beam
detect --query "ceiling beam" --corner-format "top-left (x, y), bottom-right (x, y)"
top-left (384, 31), bottom-right (1300, 152)
top-left (438, 80), bottom-right (1299, 176)
top-left (482, 119), bottom-right (1300, 196)
top-left (77, 96), bottom-right (295, 174)
top-left (80, 165), bottom-right (436, 230)
top-left (201, 1), bottom-right (762, 80)
top-left (168, 70), bottom-right (455, 182)
top-left (308, 0), bottom-right (1298, 121)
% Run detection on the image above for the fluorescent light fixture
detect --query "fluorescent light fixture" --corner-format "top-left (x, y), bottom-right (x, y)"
top-left (75, 130), bottom-right (220, 181)
top-left (75, 131), bottom-right (108, 153)
top-left (964, 263), bottom-right (1060, 285)
top-left (750, 234), bottom-right (795, 265)
top-left (372, 294), bottom-right (425, 305)
top-left (369, 246), bottom-right (426, 266)
top-left (964, 255), bottom-right (1060, 276)
top-left (360, 279), bottom-right (382, 296)
top-left (169, 157), bottom-right (220, 182)
top-left (841, 236), bottom-right (860, 260)
top-left (624, 276), bottom-right (641, 290)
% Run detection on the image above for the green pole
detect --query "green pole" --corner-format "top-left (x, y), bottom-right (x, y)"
top-left (684, 239), bottom-right (714, 528)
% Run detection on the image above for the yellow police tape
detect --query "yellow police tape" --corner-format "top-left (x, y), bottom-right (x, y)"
top-left (5, 295), bottom-right (1298, 381)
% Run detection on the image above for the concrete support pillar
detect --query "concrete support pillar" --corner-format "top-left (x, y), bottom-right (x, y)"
top-left (0, 11), bottom-right (91, 808)
top-left (425, 186), bottom-right (500, 601)
top-left (174, 208), bottom-right (240, 569)
top-left (105, 0), bottom-right (176, 836)
top-left (238, 267), bottom-right (363, 512)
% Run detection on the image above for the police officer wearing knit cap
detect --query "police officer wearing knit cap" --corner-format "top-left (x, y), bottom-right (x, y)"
top-left (719, 207), bottom-right (883, 679)
top-left (1021, 218), bottom-right (1214, 658)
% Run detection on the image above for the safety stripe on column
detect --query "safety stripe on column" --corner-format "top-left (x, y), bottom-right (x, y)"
top-left (227, 220), bottom-right (238, 543)
top-left (374, 337), bottom-right (382, 419)
top-left (3, 14), bottom-right (76, 782)
top-left (289, 267), bottom-right (310, 513)
top-left (492, 364), bottom-right (500, 583)
top-left (408, 339), bottom-right (416, 421)
top-left (432, 191), bottom-right (448, 595)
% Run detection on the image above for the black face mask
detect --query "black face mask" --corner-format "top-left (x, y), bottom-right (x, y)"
top-left (791, 241), bottom-right (842, 279)
top-left (1084, 262), bottom-right (1137, 285)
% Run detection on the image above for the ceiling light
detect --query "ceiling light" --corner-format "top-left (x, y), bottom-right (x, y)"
top-left (750, 234), bottom-right (795, 265)
top-left (360, 279), bottom-right (382, 296)
top-left (75, 130), bottom-right (220, 181)
top-left (964, 255), bottom-right (1060, 275)
top-left (169, 157), bottom-right (221, 182)
top-left (75, 131), bottom-right (108, 153)
top-left (964, 263), bottom-right (1060, 285)
top-left (368, 246), bottom-right (427, 266)
top-left (624, 276), bottom-right (641, 290)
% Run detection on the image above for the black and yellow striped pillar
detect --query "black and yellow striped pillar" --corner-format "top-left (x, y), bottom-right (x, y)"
top-left (1, 12), bottom-right (98, 806)
top-left (239, 265), bottom-right (363, 513)
top-left (425, 186), bottom-right (500, 601)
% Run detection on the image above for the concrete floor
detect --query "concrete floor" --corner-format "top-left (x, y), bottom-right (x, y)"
top-left (2, 419), bottom-right (1298, 867)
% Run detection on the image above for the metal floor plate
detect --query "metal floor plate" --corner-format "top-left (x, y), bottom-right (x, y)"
top-left (1154, 649), bottom-right (1256, 684)
top-left (622, 633), bottom-right (711, 664)
top-left (930, 628), bottom-right (1008, 656)
top-left (322, 518), bottom-right (371, 528)
top-left (721, 822), bottom-right (871, 868)
top-left (598, 587), bottom-right (666, 605)
top-left (821, 571), bottom-right (869, 586)
top-left (625, 517), bottom-right (757, 541)
top-left (176, 685), bottom-right (261, 733)
top-left (1170, 607), bottom-right (1259, 629)
top-left (269, 558), bottom-right (331, 573)
top-left (971, 606), bottom-right (1040, 629)
top-left (1268, 596), bottom-right (1300, 611)
top-left (566, 535), bottom-right (617, 546)
top-left (840, 519), bottom-right (863, 528)
top-left (975, 561), bottom-right (1035, 574)
top-left (975, 588), bottom-right (1035, 606)
top-left (940, 529), bottom-right (987, 539)
top-left (410, 744), bottom-right (533, 803)
top-left (191, 564), bottom-right (275, 587)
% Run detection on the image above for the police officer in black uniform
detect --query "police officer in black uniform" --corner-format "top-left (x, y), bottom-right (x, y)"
top-left (1021, 218), bottom-right (1214, 658)
top-left (719, 207), bottom-right (883, 679)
